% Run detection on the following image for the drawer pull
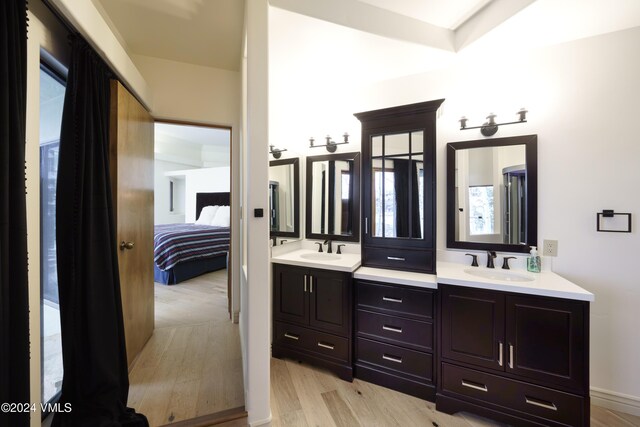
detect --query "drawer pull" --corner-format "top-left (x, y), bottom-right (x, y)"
top-left (525, 396), bottom-right (558, 411)
top-left (382, 296), bottom-right (403, 303)
top-left (461, 380), bottom-right (488, 393)
top-left (498, 341), bottom-right (503, 367)
top-left (284, 333), bottom-right (299, 341)
top-left (317, 342), bottom-right (335, 350)
top-left (382, 354), bottom-right (402, 364)
top-left (382, 325), bottom-right (403, 333)
top-left (387, 256), bottom-right (405, 261)
top-left (509, 343), bottom-right (514, 369)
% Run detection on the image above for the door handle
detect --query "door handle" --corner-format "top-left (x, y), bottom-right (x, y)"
top-left (309, 276), bottom-right (313, 293)
top-left (498, 341), bottom-right (503, 367)
top-left (304, 275), bottom-right (307, 292)
top-left (120, 241), bottom-right (135, 251)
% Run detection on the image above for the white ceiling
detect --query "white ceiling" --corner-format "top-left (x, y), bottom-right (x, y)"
top-left (358, 0), bottom-right (492, 29)
top-left (92, 0), bottom-right (244, 71)
top-left (91, 0), bottom-right (640, 84)
top-left (155, 122), bottom-right (230, 149)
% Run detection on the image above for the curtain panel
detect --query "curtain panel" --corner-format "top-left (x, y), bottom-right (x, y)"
top-left (0, 1), bottom-right (31, 426)
top-left (53, 35), bottom-right (147, 427)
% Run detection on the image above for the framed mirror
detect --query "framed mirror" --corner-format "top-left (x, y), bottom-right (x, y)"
top-left (447, 134), bottom-right (537, 253)
top-left (306, 152), bottom-right (360, 242)
top-left (269, 158), bottom-right (300, 238)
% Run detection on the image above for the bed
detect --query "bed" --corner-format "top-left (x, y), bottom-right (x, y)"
top-left (154, 192), bottom-right (230, 285)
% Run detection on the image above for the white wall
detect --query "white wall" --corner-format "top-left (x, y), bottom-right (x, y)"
top-left (154, 160), bottom-right (190, 224)
top-left (350, 28), bottom-right (640, 409)
top-left (166, 167), bottom-right (232, 223)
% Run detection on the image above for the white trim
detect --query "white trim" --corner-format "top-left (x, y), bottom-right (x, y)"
top-left (591, 387), bottom-right (640, 417)
top-left (249, 413), bottom-right (272, 427)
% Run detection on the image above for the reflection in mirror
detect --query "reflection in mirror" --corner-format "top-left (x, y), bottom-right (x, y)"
top-left (306, 153), bottom-right (360, 242)
top-left (447, 135), bottom-right (537, 253)
top-left (371, 131), bottom-right (424, 239)
top-left (269, 158), bottom-right (299, 238)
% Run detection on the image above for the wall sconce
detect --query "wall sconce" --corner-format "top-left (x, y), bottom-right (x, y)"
top-left (309, 133), bottom-right (349, 153)
top-left (459, 108), bottom-right (528, 137)
top-left (269, 145), bottom-right (287, 159)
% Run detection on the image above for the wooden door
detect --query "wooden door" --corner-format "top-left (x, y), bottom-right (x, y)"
top-left (441, 285), bottom-right (505, 372)
top-left (273, 264), bottom-right (309, 326)
top-left (309, 269), bottom-right (350, 336)
top-left (109, 81), bottom-right (154, 367)
top-left (505, 295), bottom-right (587, 391)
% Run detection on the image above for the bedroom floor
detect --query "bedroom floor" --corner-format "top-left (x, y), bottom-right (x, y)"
top-left (127, 269), bottom-right (244, 427)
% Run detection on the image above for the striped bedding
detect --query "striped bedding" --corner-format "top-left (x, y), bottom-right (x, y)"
top-left (154, 223), bottom-right (230, 271)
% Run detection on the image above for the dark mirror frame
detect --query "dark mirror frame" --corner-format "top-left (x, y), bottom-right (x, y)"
top-left (270, 157), bottom-right (300, 238)
top-left (306, 152), bottom-right (361, 242)
top-left (446, 134), bottom-right (538, 254)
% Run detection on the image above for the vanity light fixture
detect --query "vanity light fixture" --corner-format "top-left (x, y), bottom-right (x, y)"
top-left (460, 108), bottom-right (528, 137)
top-left (269, 145), bottom-right (287, 159)
top-left (309, 133), bottom-right (350, 153)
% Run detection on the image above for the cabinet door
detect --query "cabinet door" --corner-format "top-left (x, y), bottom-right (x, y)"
top-left (309, 269), bottom-right (350, 336)
top-left (441, 285), bottom-right (505, 372)
top-left (273, 264), bottom-right (309, 326)
top-left (506, 295), bottom-right (586, 391)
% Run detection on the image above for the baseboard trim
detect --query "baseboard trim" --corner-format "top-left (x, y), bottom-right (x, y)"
top-left (591, 387), bottom-right (640, 417)
top-left (248, 411), bottom-right (272, 427)
top-left (158, 406), bottom-right (247, 427)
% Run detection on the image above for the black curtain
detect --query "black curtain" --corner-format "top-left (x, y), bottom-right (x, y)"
top-left (0, 1), bottom-right (30, 426)
top-left (393, 159), bottom-right (422, 238)
top-left (393, 160), bottom-right (410, 237)
top-left (53, 36), bottom-right (147, 427)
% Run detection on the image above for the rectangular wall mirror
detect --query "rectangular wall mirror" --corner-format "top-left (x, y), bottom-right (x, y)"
top-left (447, 135), bottom-right (537, 253)
top-left (269, 158), bottom-right (300, 238)
top-left (306, 152), bottom-right (360, 242)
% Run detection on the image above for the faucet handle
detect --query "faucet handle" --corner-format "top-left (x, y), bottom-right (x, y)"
top-left (336, 244), bottom-right (346, 254)
top-left (465, 253), bottom-right (479, 267)
top-left (502, 256), bottom-right (517, 270)
top-left (315, 242), bottom-right (323, 252)
top-left (488, 251), bottom-right (497, 258)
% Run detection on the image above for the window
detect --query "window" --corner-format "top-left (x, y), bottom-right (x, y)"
top-left (40, 63), bottom-right (65, 406)
top-left (469, 185), bottom-right (494, 235)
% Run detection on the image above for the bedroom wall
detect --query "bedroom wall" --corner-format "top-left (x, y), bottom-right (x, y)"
top-left (177, 167), bottom-right (232, 223)
top-left (154, 159), bottom-right (190, 225)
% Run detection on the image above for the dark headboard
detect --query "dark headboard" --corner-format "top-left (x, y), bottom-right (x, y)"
top-left (196, 192), bottom-right (230, 220)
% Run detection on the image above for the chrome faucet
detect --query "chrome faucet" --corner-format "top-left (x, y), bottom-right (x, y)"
top-left (324, 239), bottom-right (333, 254)
top-left (487, 251), bottom-right (497, 268)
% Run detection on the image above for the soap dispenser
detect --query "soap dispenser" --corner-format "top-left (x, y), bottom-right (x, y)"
top-left (527, 246), bottom-right (541, 273)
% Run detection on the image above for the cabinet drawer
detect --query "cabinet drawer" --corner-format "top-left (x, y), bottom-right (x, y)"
top-left (357, 310), bottom-right (433, 352)
top-left (274, 321), bottom-right (349, 362)
top-left (356, 337), bottom-right (432, 381)
top-left (442, 363), bottom-right (584, 426)
top-left (363, 246), bottom-right (434, 273)
top-left (356, 281), bottom-right (433, 320)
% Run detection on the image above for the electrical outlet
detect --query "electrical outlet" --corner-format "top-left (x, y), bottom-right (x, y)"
top-left (543, 239), bottom-right (558, 257)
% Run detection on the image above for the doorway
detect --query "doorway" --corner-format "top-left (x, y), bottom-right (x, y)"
top-left (126, 120), bottom-right (244, 426)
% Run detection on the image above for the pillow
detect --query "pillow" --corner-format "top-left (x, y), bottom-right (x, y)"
top-left (195, 205), bottom-right (219, 225)
top-left (210, 205), bottom-right (230, 227)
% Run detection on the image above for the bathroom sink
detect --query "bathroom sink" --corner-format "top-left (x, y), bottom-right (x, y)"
top-left (300, 252), bottom-right (341, 261)
top-left (464, 268), bottom-right (534, 282)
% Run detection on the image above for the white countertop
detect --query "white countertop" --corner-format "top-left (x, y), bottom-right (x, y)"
top-left (271, 248), bottom-right (362, 273)
top-left (353, 267), bottom-right (437, 290)
top-left (436, 262), bottom-right (594, 302)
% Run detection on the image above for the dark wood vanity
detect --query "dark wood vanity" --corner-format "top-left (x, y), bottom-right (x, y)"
top-left (437, 284), bottom-right (590, 426)
top-left (271, 101), bottom-right (593, 426)
top-left (272, 264), bottom-right (353, 381)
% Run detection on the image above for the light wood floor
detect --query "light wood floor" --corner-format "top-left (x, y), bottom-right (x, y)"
top-left (127, 269), bottom-right (244, 427)
top-left (270, 357), bottom-right (640, 427)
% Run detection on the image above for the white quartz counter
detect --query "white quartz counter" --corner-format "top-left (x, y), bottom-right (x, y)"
top-left (436, 262), bottom-right (594, 302)
top-left (353, 267), bottom-right (437, 290)
top-left (271, 248), bottom-right (361, 273)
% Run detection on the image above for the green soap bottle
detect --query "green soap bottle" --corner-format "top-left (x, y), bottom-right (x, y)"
top-left (527, 246), bottom-right (541, 273)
